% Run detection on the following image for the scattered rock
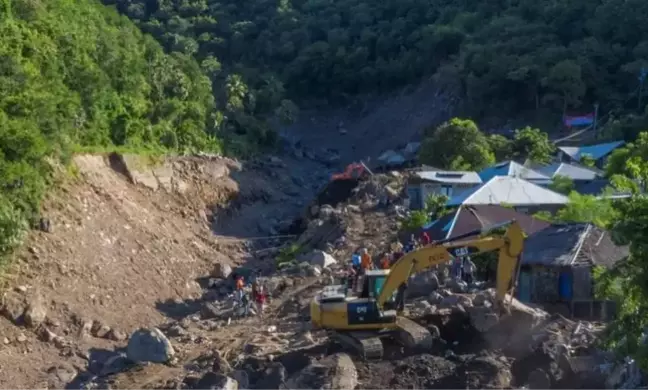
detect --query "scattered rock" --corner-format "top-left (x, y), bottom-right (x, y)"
top-left (467, 306), bottom-right (500, 333)
top-left (16, 333), bottom-right (27, 343)
top-left (46, 364), bottom-right (77, 388)
top-left (195, 372), bottom-right (238, 390)
top-left (256, 362), bottom-right (287, 389)
top-left (231, 370), bottom-right (249, 389)
top-left (100, 353), bottom-right (133, 376)
top-left (1, 292), bottom-right (25, 324)
top-left (527, 368), bottom-right (551, 389)
top-left (284, 353), bottom-right (357, 390)
top-left (166, 324), bottom-right (188, 338)
top-left (428, 291), bottom-right (444, 304)
top-left (212, 263), bottom-right (233, 279)
top-left (212, 351), bottom-right (232, 374)
top-left (23, 296), bottom-right (47, 328)
top-left (126, 327), bottom-right (175, 363)
top-left (440, 294), bottom-right (472, 309)
top-left (107, 328), bottom-right (127, 342)
top-left (92, 322), bottom-right (112, 339)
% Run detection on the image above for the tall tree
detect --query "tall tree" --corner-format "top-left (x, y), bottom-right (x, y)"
top-left (419, 118), bottom-right (495, 171)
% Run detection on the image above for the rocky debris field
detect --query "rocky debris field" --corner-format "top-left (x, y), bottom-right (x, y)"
top-left (0, 150), bottom-right (330, 388)
top-left (0, 152), bottom-right (621, 389)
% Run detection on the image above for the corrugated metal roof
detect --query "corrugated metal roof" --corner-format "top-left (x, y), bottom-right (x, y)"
top-left (423, 205), bottom-right (551, 241)
top-left (558, 141), bottom-right (625, 161)
top-left (536, 162), bottom-right (601, 181)
top-left (447, 176), bottom-right (569, 206)
top-left (479, 161), bottom-right (550, 182)
top-left (522, 223), bottom-right (628, 267)
top-left (415, 170), bottom-right (483, 184)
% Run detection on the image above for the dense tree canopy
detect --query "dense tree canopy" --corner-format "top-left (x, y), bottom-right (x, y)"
top-left (0, 0), bottom-right (220, 257)
top-left (419, 118), bottom-right (553, 170)
top-left (101, 0), bottom-right (648, 127)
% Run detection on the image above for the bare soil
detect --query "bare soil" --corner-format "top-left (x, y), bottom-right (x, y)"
top-left (0, 152), bottom-right (327, 388)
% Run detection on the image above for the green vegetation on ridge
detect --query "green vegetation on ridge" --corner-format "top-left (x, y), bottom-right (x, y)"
top-left (107, 0), bottom-right (648, 133)
top-left (0, 0), bottom-right (220, 259)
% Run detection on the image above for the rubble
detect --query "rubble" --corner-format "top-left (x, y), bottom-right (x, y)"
top-left (283, 353), bottom-right (357, 390)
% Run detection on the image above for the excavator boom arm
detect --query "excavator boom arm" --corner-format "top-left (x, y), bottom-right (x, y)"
top-left (377, 220), bottom-right (525, 308)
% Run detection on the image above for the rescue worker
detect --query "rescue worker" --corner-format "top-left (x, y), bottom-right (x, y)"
top-left (380, 253), bottom-right (391, 269)
top-left (391, 242), bottom-right (404, 262)
top-left (235, 275), bottom-right (245, 303)
top-left (463, 256), bottom-right (477, 285)
top-left (420, 231), bottom-right (431, 246)
top-left (253, 284), bottom-right (267, 314)
top-left (404, 234), bottom-right (417, 253)
top-left (360, 248), bottom-right (372, 273)
top-left (345, 263), bottom-right (357, 293)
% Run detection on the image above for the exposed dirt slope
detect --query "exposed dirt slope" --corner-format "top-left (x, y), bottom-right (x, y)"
top-left (281, 81), bottom-right (457, 165)
top-left (0, 152), bottom-right (327, 388)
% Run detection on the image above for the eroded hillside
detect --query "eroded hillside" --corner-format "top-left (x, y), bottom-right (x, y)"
top-left (0, 151), bottom-right (327, 388)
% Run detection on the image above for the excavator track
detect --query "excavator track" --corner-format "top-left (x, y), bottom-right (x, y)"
top-left (395, 317), bottom-right (433, 351)
top-left (328, 330), bottom-right (384, 360)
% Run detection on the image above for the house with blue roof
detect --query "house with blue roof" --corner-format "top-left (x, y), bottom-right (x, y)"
top-left (557, 140), bottom-right (625, 169)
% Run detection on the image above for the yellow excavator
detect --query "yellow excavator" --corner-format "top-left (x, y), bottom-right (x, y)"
top-left (310, 220), bottom-right (525, 359)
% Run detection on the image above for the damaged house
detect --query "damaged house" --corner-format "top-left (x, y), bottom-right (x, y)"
top-left (518, 223), bottom-right (628, 320)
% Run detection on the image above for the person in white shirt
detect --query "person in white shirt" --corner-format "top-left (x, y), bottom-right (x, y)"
top-left (463, 256), bottom-right (477, 285)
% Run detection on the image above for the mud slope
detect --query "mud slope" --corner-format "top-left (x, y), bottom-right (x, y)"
top-left (0, 152), bottom-right (327, 388)
top-left (281, 80), bottom-right (457, 165)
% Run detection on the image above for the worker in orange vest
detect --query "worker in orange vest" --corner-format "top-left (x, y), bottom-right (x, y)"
top-left (360, 248), bottom-right (372, 273)
top-left (235, 275), bottom-right (245, 303)
top-left (380, 253), bottom-right (391, 269)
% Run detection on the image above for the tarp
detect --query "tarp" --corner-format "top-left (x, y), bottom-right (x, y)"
top-left (564, 113), bottom-right (594, 127)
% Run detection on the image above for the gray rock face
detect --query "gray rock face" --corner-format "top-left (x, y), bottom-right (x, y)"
top-left (126, 327), bottom-right (175, 363)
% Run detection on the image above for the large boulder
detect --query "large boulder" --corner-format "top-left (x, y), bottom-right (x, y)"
top-left (212, 263), bottom-right (233, 279)
top-left (467, 306), bottom-right (500, 333)
top-left (126, 327), bottom-right (175, 363)
top-left (408, 271), bottom-right (440, 298)
top-left (298, 250), bottom-right (337, 269)
top-left (24, 296), bottom-right (47, 328)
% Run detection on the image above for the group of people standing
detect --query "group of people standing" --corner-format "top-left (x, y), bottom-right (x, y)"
top-left (233, 273), bottom-right (268, 316)
top-left (342, 229), bottom-right (478, 293)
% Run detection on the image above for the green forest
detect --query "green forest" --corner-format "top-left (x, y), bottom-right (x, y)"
top-left (0, 0), bottom-right (220, 257)
top-left (105, 0), bottom-right (648, 132)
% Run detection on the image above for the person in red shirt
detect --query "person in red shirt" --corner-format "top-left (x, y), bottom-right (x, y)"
top-left (380, 253), bottom-right (391, 269)
top-left (253, 284), bottom-right (267, 314)
top-left (420, 231), bottom-right (431, 246)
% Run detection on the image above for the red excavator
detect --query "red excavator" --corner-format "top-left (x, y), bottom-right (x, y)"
top-left (331, 162), bottom-right (370, 181)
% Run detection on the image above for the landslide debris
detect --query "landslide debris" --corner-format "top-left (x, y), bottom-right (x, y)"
top-left (0, 151), bottom-right (327, 388)
top-left (0, 159), bottom-right (620, 390)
